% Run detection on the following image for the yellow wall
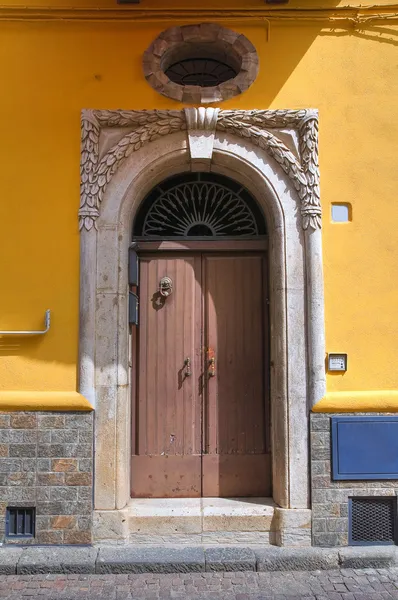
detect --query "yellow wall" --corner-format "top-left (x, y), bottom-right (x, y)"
top-left (0, 2), bottom-right (397, 408)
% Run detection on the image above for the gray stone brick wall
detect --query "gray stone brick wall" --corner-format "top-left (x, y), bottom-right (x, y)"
top-left (311, 413), bottom-right (398, 547)
top-left (0, 412), bottom-right (93, 545)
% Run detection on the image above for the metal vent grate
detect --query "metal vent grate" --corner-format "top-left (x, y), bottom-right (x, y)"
top-left (350, 497), bottom-right (396, 545)
top-left (6, 507), bottom-right (35, 538)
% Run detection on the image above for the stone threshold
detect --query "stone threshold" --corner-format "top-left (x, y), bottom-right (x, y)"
top-left (127, 497), bottom-right (275, 538)
top-left (0, 545), bottom-right (397, 575)
top-left (95, 497), bottom-right (312, 545)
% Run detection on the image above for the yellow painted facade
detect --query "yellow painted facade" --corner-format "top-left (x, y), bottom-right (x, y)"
top-left (0, 1), bottom-right (397, 411)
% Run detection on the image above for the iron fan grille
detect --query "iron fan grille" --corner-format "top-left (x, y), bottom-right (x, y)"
top-left (165, 58), bottom-right (237, 87)
top-left (134, 173), bottom-right (266, 239)
top-left (349, 497), bottom-right (397, 545)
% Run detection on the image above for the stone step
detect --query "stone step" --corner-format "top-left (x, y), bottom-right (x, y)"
top-left (94, 500), bottom-right (313, 546)
top-left (126, 497), bottom-right (276, 545)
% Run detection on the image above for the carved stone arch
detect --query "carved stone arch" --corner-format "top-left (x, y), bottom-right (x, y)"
top-left (79, 108), bottom-right (321, 232)
top-left (79, 109), bottom-right (325, 542)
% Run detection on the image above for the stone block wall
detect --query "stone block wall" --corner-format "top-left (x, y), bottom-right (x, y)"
top-left (0, 411), bottom-right (93, 545)
top-left (311, 413), bottom-right (398, 547)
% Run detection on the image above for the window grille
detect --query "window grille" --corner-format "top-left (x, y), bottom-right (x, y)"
top-left (165, 58), bottom-right (237, 87)
top-left (6, 507), bottom-right (35, 538)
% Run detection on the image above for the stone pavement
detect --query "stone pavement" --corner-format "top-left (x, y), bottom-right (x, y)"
top-left (2, 568), bottom-right (398, 599)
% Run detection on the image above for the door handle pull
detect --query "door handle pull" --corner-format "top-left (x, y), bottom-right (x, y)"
top-left (184, 357), bottom-right (192, 377)
top-left (208, 356), bottom-right (216, 378)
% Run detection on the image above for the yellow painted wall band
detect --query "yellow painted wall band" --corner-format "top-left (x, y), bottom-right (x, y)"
top-left (313, 391), bottom-right (398, 413)
top-left (0, 392), bottom-right (93, 412)
top-left (1, 390), bottom-right (397, 413)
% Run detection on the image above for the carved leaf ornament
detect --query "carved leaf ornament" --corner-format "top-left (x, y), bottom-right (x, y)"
top-left (80, 108), bottom-right (321, 232)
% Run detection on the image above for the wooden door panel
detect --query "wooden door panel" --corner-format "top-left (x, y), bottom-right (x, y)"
top-left (131, 255), bottom-right (202, 498)
top-left (132, 251), bottom-right (271, 499)
top-left (131, 456), bottom-right (201, 498)
top-left (202, 455), bottom-right (271, 497)
top-left (203, 254), bottom-right (270, 497)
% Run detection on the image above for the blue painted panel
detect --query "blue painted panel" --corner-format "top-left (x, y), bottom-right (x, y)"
top-left (331, 416), bottom-right (398, 480)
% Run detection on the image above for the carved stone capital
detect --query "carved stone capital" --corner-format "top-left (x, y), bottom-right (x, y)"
top-left (185, 107), bottom-right (220, 171)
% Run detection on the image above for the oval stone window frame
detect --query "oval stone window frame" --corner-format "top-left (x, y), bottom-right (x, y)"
top-left (143, 23), bottom-right (259, 104)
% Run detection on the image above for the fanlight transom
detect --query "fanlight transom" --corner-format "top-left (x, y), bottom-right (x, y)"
top-left (133, 173), bottom-right (266, 239)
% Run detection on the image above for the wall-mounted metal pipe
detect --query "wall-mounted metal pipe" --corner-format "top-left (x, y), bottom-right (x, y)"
top-left (0, 310), bottom-right (51, 336)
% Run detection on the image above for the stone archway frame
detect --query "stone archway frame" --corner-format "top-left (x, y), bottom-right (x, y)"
top-left (79, 107), bottom-right (325, 533)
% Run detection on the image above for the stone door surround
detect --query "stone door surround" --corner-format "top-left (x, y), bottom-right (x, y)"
top-left (79, 108), bottom-right (325, 526)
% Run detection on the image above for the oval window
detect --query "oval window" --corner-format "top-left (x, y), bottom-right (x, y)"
top-left (143, 23), bottom-right (259, 104)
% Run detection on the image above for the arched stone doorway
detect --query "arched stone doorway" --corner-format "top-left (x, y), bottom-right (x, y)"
top-left (130, 172), bottom-right (270, 499)
top-left (79, 108), bottom-right (325, 544)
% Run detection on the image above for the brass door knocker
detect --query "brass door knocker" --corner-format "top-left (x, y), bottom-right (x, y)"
top-left (159, 276), bottom-right (173, 297)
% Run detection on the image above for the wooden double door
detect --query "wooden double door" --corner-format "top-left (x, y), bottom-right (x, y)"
top-left (131, 247), bottom-right (270, 498)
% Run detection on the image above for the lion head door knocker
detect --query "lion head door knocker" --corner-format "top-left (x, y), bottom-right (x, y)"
top-left (159, 276), bottom-right (173, 298)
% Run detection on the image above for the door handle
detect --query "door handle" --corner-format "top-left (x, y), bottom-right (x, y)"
top-left (184, 357), bottom-right (192, 377)
top-left (208, 356), bottom-right (216, 378)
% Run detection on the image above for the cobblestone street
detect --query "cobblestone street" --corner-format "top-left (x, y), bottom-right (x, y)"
top-left (1, 568), bottom-right (398, 599)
